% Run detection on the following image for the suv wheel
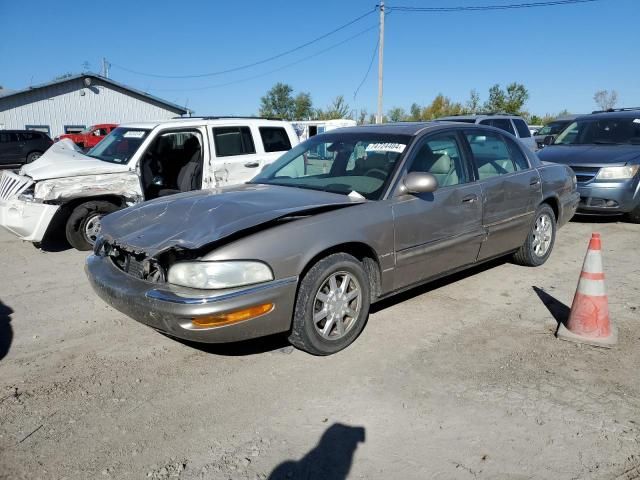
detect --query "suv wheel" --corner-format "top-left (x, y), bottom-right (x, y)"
top-left (65, 200), bottom-right (119, 251)
top-left (289, 253), bottom-right (371, 355)
top-left (26, 151), bottom-right (42, 163)
top-left (512, 204), bottom-right (556, 267)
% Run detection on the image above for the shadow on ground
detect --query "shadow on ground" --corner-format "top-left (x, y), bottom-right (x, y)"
top-left (173, 333), bottom-right (291, 357)
top-left (0, 299), bottom-right (14, 361)
top-left (571, 214), bottom-right (624, 224)
top-left (268, 423), bottom-right (365, 480)
top-left (533, 286), bottom-right (570, 334)
top-left (36, 212), bottom-right (72, 252)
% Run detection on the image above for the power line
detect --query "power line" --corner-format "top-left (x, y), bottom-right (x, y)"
top-left (353, 36), bottom-right (379, 101)
top-left (111, 7), bottom-right (377, 79)
top-left (388, 0), bottom-right (602, 13)
top-left (146, 24), bottom-right (379, 93)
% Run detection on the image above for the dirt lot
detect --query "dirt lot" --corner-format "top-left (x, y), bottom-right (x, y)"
top-left (0, 218), bottom-right (639, 480)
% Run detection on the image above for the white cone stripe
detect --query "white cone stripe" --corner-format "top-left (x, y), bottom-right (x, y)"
top-left (577, 277), bottom-right (607, 296)
top-left (582, 250), bottom-right (603, 274)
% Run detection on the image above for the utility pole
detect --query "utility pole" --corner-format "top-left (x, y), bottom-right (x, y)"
top-left (102, 57), bottom-right (110, 78)
top-left (376, 0), bottom-right (385, 124)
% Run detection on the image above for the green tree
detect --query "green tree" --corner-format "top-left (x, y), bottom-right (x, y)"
top-left (483, 83), bottom-right (529, 114)
top-left (409, 103), bottom-right (422, 121)
top-left (259, 83), bottom-right (295, 119)
top-left (316, 95), bottom-right (351, 120)
top-left (357, 109), bottom-right (368, 125)
top-left (465, 89), bottom-right (481, 114)
top-left (387, 106), bottom-right (407, 122)
top-left (293, 92), bottom-right (313, 120)
top-left (422, 94), bottom-right (464, 119)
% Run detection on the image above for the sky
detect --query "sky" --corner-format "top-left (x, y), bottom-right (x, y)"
top-left (1, 0), bottom-right (638, 118)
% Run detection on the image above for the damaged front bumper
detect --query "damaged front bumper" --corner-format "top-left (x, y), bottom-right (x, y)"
top-left (85, 254), bottom-right (298, 343)
top-left (0, 171), bottom-right (59, 242)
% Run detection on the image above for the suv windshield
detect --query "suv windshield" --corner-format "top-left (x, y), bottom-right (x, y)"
top-left (537, 121), bottom-right (570, 136)
top-left (554, 117), bottom-right (640, 145)
top-left (251, 132), bottom-right (411, 200)
top-left (87, 127), bottom-right (150, 164)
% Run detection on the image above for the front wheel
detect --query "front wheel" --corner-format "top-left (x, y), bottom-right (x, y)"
top-left (512, 204), bottom-right (556, 267)
top-left (26, 151), bottom-right (42, 163)
top-left (65, 200), bottom-right (119, 251)
top-left (289, 253), bottom-right (371, 355)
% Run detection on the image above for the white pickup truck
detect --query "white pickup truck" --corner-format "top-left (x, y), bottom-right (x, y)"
top-left (0, 117), bottom-right (298, 250)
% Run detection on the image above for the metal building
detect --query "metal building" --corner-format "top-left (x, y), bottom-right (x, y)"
top-left (0, 74), bottom-right (190, 138)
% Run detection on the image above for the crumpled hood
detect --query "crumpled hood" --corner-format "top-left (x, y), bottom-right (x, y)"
top-left (21, 139), bottom-right (130, 181)
top-left (100, 184), bottom-right (364, 256)
top-left (538, 144), bottom-right (640, 166)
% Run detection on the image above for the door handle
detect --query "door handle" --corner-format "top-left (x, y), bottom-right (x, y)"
top-left (244, 161), bottom-right (260, 168)
top-left (530, 178), bottom-right (540, 186)
top-left (461, 194), bottom-right (478, 204)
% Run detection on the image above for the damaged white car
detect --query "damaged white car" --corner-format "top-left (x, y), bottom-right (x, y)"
top-left (0, 117), bottom-right (298, 250)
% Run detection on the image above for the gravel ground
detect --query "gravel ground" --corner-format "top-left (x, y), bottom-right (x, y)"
top-left (0, 218), bottom-right (639, 480)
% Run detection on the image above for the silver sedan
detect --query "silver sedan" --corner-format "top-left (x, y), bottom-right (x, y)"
top-left (86, 122), bottom-right (579, 355)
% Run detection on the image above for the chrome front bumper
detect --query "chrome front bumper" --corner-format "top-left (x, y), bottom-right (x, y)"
top-left (0, 170), bottom-right (59, 242)
top-left (85, 254), bottom-right (298, 343)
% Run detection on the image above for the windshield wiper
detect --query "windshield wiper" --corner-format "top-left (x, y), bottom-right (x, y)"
top-left (592, 141), bottom-right (623, 145)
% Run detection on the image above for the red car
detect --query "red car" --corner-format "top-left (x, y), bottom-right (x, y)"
top-left (56, 123), bottom-right (118, 150)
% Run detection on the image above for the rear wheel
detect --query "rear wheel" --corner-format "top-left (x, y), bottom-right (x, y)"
top-left (512, 204), bottom-right (556, 267)
top-left (65, 200), bottom-right (119, 251)
top-left (26, 151), bottom-right (42, 163)
top-left (289, 253), bottom-right (370, 355)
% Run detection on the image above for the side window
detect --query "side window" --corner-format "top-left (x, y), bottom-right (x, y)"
top-left (490, 119), bottom-right (516, 136)
top-left (19, 132), bottom-right (35, 141)
top-left (504, 136), bottom-right (530, 170)
top-left (465, 131), bottom-right (516, 180)
top-left (408, 133), bottom-right (467, 187)
top-left (212, 126), bottom-right (256, 157)
top-left (513, 119), bottom-right (531, 138)
top-left (259, 127), bottom-right (292, 153)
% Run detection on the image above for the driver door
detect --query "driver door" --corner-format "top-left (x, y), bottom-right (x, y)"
top-left (391, 131), bottom-right (484, 290)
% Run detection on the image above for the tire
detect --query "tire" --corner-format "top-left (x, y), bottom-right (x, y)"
top-left (65, 201), bottom-right (119, 251)
top-left (512, 204), bottom-right (556, 267)
top-left (626, 204), bottom-right (640, 224)
top-left (288, 253), bottom-right (371, 355)
top-left (26, 151), bottom-right (43, 163)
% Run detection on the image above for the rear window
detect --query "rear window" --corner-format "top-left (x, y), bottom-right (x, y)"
top-left (513, 119), bottom-right (531, 138)
top-left (212, 126), bottom-right (256, 157)
top-left (480, 119), bottom-right (516, 136)
top-left (259, 127), bottom-right (292, 153)
top-left (0, 132), bottom-right (18, 143)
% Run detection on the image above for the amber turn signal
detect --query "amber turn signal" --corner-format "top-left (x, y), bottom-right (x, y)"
top-left (191, 303), bottom-right (274, 328)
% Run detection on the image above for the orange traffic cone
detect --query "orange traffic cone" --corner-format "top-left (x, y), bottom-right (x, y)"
top-left (557, 233), bottom-right (617, 347)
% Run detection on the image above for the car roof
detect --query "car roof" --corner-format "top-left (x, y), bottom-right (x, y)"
top-left (0, 129), bottom-right (46, 134)
top-left (118, 117), bottom-right (293, 130)
top-left (583, 109), bottom-right (640, 120)
top-left (315, 121), bottom-right (497, 136)
top-left (437, 114), bottom-right (524, 121)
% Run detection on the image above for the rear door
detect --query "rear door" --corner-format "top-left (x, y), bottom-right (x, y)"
top-left (391, 130), bottom-right (484, 290)
top-left (463, 128), bottom-right (540, 261)
top-left (210, 125), bottom-right (260, 186)
top-left (0, 132), bottom-right (20, 165)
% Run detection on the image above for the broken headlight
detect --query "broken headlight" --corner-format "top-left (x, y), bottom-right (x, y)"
top-left (17, 185), bottom-right (36, 202)
top-left (167, 261), bottom-right (273, 290)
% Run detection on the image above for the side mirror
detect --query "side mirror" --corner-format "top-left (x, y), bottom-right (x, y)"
top-left (543, 135), bottom-right (555, 146)
top-left (401, 172), bottom-right (438, 194)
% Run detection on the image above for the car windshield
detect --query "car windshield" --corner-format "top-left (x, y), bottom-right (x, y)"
top-left (537, 121), bottom-right (569, 136)
top-left (250, 132), bottom-right (411, 200)
top-left (86, 127), bottom-right (150, 164)
top-left (554, 117), bottom-right (640, 145)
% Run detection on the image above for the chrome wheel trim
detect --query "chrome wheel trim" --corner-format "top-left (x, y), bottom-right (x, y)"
top-left (313, 271), bottom-right (362, 340)
top-left (84, 214), bottom-right (103, 245)
top-left (532, 213), bottom-right (553, 257)
top-left (30, 152), bottom-right (41, 161)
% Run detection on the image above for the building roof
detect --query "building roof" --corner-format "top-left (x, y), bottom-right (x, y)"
top-left (0, 74), bottom-right (190, 115)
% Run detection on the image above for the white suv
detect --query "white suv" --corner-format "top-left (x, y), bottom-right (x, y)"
top-left (437, 114), bottom-right (538, 152)
top-left (0, 117), bottom-right (298, 250)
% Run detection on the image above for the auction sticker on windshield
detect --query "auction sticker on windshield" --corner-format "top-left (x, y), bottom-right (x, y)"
top-left (123, 131), bottom-right (146, 138)
top-left (366, 143), bottom-right (406, 154)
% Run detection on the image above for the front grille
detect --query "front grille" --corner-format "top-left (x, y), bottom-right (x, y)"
top-left (0, 171), bottom-right (33, 200)
top-left (569, 166), bottom-right (600, 184)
